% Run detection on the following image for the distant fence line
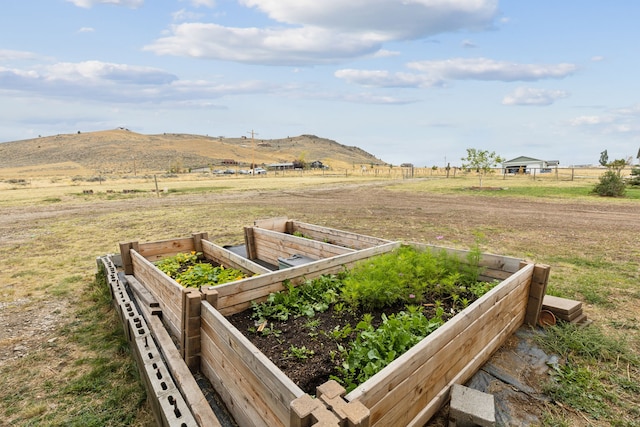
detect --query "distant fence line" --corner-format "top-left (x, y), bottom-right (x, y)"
top-left (264, 166), bottom-right (628, 181)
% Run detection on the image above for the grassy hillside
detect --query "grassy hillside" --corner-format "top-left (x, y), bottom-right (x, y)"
top-left (0, 129), bottom-right (386, 176)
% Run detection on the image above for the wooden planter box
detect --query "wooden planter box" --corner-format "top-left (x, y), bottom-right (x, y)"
top-left (118, 224), bottom-right (398, 370)
top-left (116, 220), bottom-right (549, 427)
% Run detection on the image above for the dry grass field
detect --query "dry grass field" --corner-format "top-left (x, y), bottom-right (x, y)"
top-left (0, 159), bottom-right (639, 425)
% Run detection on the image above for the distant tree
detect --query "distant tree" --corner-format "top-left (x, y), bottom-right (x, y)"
top-left (461, 148), bottom-right (504, 188)
top-left (599, 150), bottom-right (609, 167)
top-left (628, 166), bottom-right (640, 187)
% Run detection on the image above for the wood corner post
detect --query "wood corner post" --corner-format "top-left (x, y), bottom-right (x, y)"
top-left (182, 290), bottom-right (202, 372)
top-left (119, 241), bottom-right (139, 275)
top-left (524, 263), bottom-right (551, 326)
top-left (192, 232), bottom-right (208, 253)
top-left (244, 226), bottom-right (257, 260)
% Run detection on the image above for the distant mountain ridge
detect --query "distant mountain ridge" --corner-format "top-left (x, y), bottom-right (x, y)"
top-left (0, 129), bottom-right (386, 175)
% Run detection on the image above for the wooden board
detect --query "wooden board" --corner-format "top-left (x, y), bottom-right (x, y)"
top-left (138, 237), bottom-right (196, 261)
top-left (414, 243), bottom-right (524, 274)
top-left (542, 295), bottom-right (582, 316)
top-left (201, 239), bottom-right (271, 275)
top-left (289, 220), bottom-right (393, 250)
top-left (132, 250), bottom-right (186, 342)
top-left (253, 217), bottom-right (289, 232)
top-left (250, 227), bottom-right (354, 266)
top-left (200, 302), bottom-right (304, 427)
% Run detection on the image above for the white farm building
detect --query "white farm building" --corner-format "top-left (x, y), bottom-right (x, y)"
top-left (502, 156), bottom-right (559, 174)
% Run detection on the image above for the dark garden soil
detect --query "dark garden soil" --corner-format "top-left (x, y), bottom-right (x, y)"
top-left (227, 300), bottom-right (459, 395)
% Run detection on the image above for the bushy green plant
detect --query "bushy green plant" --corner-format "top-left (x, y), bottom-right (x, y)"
top-left (335, 305), bottom-right (445, 392)
top-left (340, 245), bottom-right (487, 311)
top-left (155, 252), bottom-right (247, 288)
top-left (251, 274), bottom-right (344, 322)
top-left (593, 170), bottom-right (626, 197)
top-left (154, 251), bottom-right (200, 278)
top-left (627, 166), bottom-right (640, 186)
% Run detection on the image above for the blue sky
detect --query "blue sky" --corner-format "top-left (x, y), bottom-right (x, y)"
top-left (1, 0), bottom-right (639, 167)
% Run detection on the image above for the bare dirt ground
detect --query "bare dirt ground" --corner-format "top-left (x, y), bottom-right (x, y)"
top-left (1, 179), bottom-right (638, 425)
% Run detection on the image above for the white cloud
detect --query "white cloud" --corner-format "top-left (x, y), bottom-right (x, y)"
top-left (145, 0), bottom-right (498, 65)
top-left (0, 49), bottom-right (37, 61)
top-left (502, 87), bottom-right (569, 106)
top-left (336, 58), bottom-right (577, 88)
top-left (185, 0), bottom-right (215, 7)
top-left (0, 60), bottom-right (285, 104)
top-left (407, 58), bottom-right (577, 81)
top-left (145, 24), bottom-right (387, 65)
top-left (372, 49), bottom-right (401, 58)
top-left (334, 69), bottom-right (436, 88)
top-left (172, 9), bottom-right (206, 22)
top-left (78, 27), bottom-right (95, 33)
top-left (461, 39), bottom-right (477, 48)
top-left (342, 92), bottom-right (416, 105)
top-left (45, 61), bottom-right (177, 85)
top-left (570, 104), bottom-right (640, 137)
top-left (67, 0), bottom-right (143, 8)
top-left (239, 0), bottom-right (497, 38)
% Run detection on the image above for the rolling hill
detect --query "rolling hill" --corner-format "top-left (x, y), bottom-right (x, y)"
top-left (0, 129), bottom-right (387, 176)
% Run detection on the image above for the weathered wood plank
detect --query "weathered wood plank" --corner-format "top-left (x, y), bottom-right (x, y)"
top-left (183, 291), bottom-right (202, 371)
top-left (412, 243), bottom-right (523, 274)
top-left (254, 216), bottom-right (289, 232)
top-left (252, 227), bottom-right (354, 265)
top-left (290, 220), bottom-right (393, 250)
top-left (201, 239), bottom-right (271, 274)
top-left (192, 232), bottom-right (208, 253)
top-left (201, 302), bottom-right (304, 427)
top-left (125, 274), bottom-right (161, 312)
top-left (119, 241), bottom-right (138, 275)
top-left (405, 308), bottom-right (525, 427)
top-left (138, 237), bottom-right (196, 261)
top-left (132, 250), bottom-right (185, 341)
top-left (524, 263), bottom-right (551, 326)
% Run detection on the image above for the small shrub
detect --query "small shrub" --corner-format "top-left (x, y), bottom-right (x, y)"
top-left (592, 170), bottom-right (626, 197)
top-left (627, 166), bottom-right (640, 186)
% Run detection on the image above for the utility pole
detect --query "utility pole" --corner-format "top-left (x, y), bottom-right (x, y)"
top-left (248, 130), bottom-right (258, 175)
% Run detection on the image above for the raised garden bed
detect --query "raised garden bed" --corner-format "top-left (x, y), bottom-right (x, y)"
top-left (115, 219), bottom-right (550, 427)
top-left (226, 244), bottom-right (500, 395)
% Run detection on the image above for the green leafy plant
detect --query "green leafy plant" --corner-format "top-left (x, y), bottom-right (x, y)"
top-left (335, 305), bottom-right (445, 392)
top-left (285, 345), bottom-right (315, 360)
top-left (251, 274), bottom-right (344, 323)
top-left (155, 252), bottom-right (248, 288)
top-left (340, 245), bottom-right (491, 311)
top-left (154, 251), bottom-right (200, 278)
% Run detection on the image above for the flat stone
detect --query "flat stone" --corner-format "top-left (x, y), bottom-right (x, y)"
top-left (449, 384), bottom-right (495, 427)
